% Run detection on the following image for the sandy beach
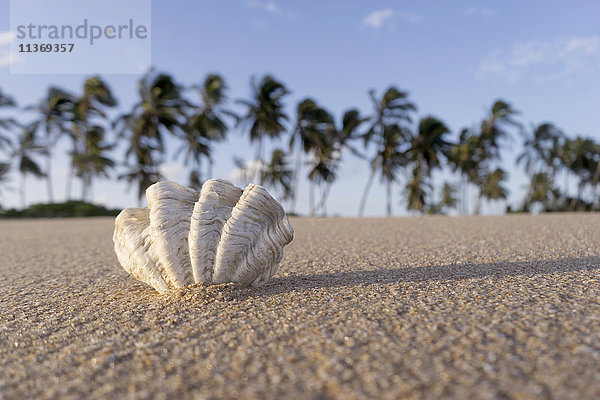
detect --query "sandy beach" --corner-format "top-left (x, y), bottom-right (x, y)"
top-left (1, 214), bottom-right (599, 399)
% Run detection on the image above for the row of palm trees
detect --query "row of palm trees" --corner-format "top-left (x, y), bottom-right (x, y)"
top-left (1, 71), bottom-right (600, 215)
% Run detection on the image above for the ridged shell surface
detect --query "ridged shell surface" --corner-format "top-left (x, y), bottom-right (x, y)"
top-left (113, 179), bottom-right (294, 292)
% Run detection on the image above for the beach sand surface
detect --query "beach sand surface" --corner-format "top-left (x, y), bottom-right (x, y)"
top-left (1, 214), bottom-right (599, 399)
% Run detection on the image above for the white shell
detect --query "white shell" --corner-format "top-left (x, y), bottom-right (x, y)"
top-left (113, 179), bottom-right (294, 292)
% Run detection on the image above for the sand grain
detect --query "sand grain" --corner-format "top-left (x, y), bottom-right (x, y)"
top-left (1, 214), bottom-right (599, 399)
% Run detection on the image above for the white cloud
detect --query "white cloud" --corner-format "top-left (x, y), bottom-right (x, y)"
top-left (362, 9), bottom-right (395, 30)
top-left (251, 18), bottom-right (267, 30)
top-left (465, 7), bottom-right (494, 17)
top-left (247, 0), bottom-right (294, 19)
top-left (0, 31), bottom-right (15, 67)
top-left (159, 162), bottom-right (185, 181)
top-left (362, 9), bottom-right (422, 31)
top-left (93, 194), bottom-right (109, 206)
top-left (0, 31), bottom-right (13, 46)
top-left (476, 36), bottom-right (600, 84)
top-left (396, 11), bottom-right (423, 24)
top-left (226, 159), bottom-right (264, 186)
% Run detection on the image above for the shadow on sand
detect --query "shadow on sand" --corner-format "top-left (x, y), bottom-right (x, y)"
top-left (239, 256), bottom-right (600, 297)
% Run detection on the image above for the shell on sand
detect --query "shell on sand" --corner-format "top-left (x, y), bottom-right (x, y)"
top-left (113, 179), bottom-right (294, 292)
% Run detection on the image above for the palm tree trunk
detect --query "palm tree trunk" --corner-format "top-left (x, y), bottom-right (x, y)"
top-left (45, 152), bottom-right (53, 203)
top-left (192, 159), bottom-right (203, 188)
top-left (89, 178), bottom-right (94, 203)
top-left (474, 193), bottom-right (481, 215)
top-left (65, 141), bottom-right (76, 200)
top-left (289, 145), bottom-right (303, 213)
top-left (386, 179), bottom-right (392, 216)
top-left (20, 173), bottom-right (25, 209)
top-left (137, 183), bottom-right (143, 207)
top-left (591, 162), bottom-right (600, 206)
top-left (520, 173), bottom-right (533, 212)
top-left (564, 170), bottom-right (569, 202)
top-left (462, 175), bottom-right (468, 215)
top-left (462, 175), bottom-right (467, 215)
top-left (309, 181), bottom-right (314, 214)
top-left (358, 165), bottom-right (377, 217)
top-left (256, 138), bottom-right (263, 185)
top-left (81, 176), bottom-right (87, 201)
top-left (459, 175), bottom-right (463, 215)
top-left (310, 183), bottom-right (332, 217)
top-left (65, 166), bottom-right (73, 200)
top-left (466, 177), bottom-right (471, 215)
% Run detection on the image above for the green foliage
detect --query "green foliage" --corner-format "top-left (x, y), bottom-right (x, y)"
top-left (480, 168), bottom-right (508, 201)
top-left (179, 73), bottom-right (232, 186)
top-left (0, 201), bottom-right (121, 219)
top-left (116, 71), bottom-right (185, 203)
top-left (0, 90), bottom-right (17, 151)
top-left (67, 76), bottom-right (118, 201)
top-left (262, 148), bottom-right (293, 201)
top-left (359, 86), bottom-right (416, 216)
top-left (405, 165), bottom-right (429, 213)
top-left (237, 75), bottom-right (289, 167)
top-left (4, 74), bottom-right (600, 217)
top-left (440, 182), bottom-right (458, 210)
top-left (0, 162), bottom-right (10, 195)
top-left (11, 123), bottom-right (47, 180)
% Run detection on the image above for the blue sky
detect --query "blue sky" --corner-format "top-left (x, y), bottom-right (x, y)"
top-left (1, 0), bottom-right (600, 215)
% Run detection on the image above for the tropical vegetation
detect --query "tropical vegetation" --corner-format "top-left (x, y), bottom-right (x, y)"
top-left (1, 70), bottom-right (600, 216)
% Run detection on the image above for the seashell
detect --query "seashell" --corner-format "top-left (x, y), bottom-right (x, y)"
top-left (113, 179), bottom-right (294, 292)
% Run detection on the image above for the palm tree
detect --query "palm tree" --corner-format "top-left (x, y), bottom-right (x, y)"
top-left (0, 89), bottom-right (15, 206)
top-left (0, 89), bottom-right (14, 107)
top-left (475, 101), bottom-right (519, 213)
top-left (29, 87), bottom-right (75, 203)
top-left (261, 148), bottom-right (293, 203)
top-left (237, 75), bottom-right (289, 184)
top-left (180, 74), bottom-right (231, 188)
top-left (67, 76), bottom-right (117, 199)
top-left (298, 106), bottom-right (367, 216)
top-left (338, 109), bottom-right (368, 152)
top-left (359, 86), bottom-right (416, 216)
top-left (475, 168), bottom-right (508, 213)
top-left (527, 172), bottom-right (553, 211)
top-left (0, 162), bottom-right (10, 203)
top-left (516, 123), bottom-right (563, 211)
top-left (448, 100), bottom-right (518, 215)
top-left (563, 136), bottom-right (600, 208)
top-left (440, 182), bottom-right (458, 212)
top-left (72, 125), bottom-right (115, 201)
top-left (447, 129), bottom-right (481, 215)
top-left (479, 99), bottom-right (520, 160)
top-left (311, 109), bottom-right (367, 216)
top-left (404, 116), bottom-right (451, 213)
top-left (405, 164), bottom-right (428, 213)
top-left (289, 98), bottom-right (334, 213)
top-left (307, 138), bottom-right (336, 216)
top-left (178, 128), bottom-right (210, 190)
top-left (0, 89), bottom-right (16, 151)
top-left (517, 123), bottom-right (563, 176)
top-left (116, 71), bottom-right (186, 203)
top-left (10, 123), bottom-right (46, 208)
top-left (424, 182), bottom-right (458, 215)
top-left (119, 144), bottom-right (163, 206)
top-left (377, 123), bottom-right (409, 216)
top-left (408, 117), bottom-right (452, 170)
